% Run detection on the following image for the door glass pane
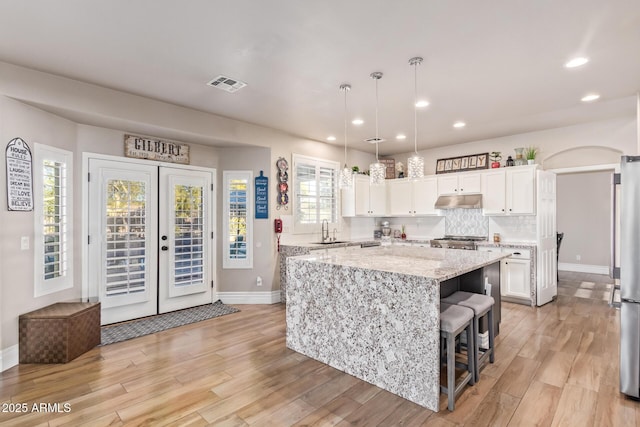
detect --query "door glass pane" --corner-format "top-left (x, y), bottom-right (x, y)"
top-left (228, 179), bottom-right (247, 259)
top-left (174, 184), bottom-right (204, 286)
top-left (105, 179), bottom-right (147, 296)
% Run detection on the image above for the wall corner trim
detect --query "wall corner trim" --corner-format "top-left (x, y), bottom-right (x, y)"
top-left (1, 344), bottom-right (19, 372)
top-left (217, 291), bottom-right (281, 305)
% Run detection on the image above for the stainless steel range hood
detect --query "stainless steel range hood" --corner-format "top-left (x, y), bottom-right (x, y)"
top-left (434, 194), bottom-right (483, 209)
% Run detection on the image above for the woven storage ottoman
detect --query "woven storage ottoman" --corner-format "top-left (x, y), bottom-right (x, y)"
top-left (19, 302), bottom-right (101, 364)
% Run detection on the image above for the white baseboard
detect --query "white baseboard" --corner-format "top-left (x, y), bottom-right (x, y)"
top-left (1, 344), bottom-right (19, 372)
top-left (558, 262), bottom-right (609, 275)
top-left (217, 291), bottom-right (281, 305)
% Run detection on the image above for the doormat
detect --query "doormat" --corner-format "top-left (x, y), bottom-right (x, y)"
top-left (100, 300), bottom-right (239, 346)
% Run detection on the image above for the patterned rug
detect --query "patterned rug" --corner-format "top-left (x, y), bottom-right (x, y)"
top-left (101, 300), bottom-right (239, 345)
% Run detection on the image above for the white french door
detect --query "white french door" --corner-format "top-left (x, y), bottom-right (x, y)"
top-left (158, 167), bottom-right (213, 313)
top-left (87, 158), bottom-right (214, 325)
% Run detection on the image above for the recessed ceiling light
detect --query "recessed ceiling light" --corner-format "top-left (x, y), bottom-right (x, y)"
top-left (415, 100), bottom-right (430, 108)
top-left (352, 118), bottom-right (364, 125)
top-left (565, 57), bottom-right (589, 68)
top-left (453, 121), bottom-right (466, 128)
top-left (396, 134), bottom-right (406, 140)
top-left (581, 93), bottom-right (600, 102)
top-left (327, 136), bottom-right (336, 141)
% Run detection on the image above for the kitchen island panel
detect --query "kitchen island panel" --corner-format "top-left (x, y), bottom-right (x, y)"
top-left (286, 258), bottom-right (441, 411)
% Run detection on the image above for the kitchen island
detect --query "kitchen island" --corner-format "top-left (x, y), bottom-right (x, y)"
top-left (285, 245), bottom-right (509, 411)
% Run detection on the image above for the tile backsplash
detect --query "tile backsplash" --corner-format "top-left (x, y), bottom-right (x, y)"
top-left (444, 209), bottom-right (488, 237)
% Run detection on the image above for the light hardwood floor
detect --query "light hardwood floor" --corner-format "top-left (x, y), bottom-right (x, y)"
top-left (1, 272), bottom-right (637, 426)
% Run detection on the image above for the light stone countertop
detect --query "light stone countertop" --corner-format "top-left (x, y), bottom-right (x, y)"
top-left (290, 245), bottom-right (510, 282)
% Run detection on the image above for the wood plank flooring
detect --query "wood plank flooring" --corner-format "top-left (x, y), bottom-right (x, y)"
top-left (1, 272), bottom-right (637, 426)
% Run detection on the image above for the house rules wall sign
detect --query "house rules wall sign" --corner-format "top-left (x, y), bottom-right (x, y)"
top-left (124, 134), bottom-right (190, 164)
top-left (5, 137), bottom-right (33, 211)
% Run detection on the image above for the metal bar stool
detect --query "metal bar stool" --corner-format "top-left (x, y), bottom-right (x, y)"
top-left (441, 291), bottom-right (495, 382)
top-left (440, 302), bottom-right (475, 411)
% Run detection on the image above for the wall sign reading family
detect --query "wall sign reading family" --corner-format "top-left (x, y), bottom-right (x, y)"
top-left (5, 137), bottom-right (33, 211)
top-left (436, 152), bottom-right (488, 174)
top-left (124, 134), bottom-right (190, 164)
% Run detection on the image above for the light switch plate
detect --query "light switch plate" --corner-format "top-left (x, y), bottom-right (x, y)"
top-left (21, 236), bottom-right (29, 250)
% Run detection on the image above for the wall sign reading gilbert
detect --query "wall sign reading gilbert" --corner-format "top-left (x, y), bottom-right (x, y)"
top-left (124, 134), bottom-right (190, 164)
top-left (5, 137), bottom-right (33, 211)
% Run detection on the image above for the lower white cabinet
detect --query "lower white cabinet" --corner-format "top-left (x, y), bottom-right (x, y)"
top-left (500, 249), bottom-right (531, 300)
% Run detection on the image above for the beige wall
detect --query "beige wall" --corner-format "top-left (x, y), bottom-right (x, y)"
top-left (0, 96), bottom-right (81, 363)
top-left (393, 117), bottom-right (637, 174)
top-left (557, 170), bottom-right (613, 268)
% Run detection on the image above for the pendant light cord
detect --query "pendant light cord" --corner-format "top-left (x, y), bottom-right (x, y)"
top-left (414, 61), bottom-right (418, 155)
top-left (375, 75), bottom-right (380, 161)
top-left (343, 85), bottom-right (349, 167)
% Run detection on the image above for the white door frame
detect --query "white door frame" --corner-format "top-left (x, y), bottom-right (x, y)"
top-left (82, 152), bottom-right (217, 306)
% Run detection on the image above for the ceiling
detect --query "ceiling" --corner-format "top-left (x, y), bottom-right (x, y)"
top-left (0, 0), bottom-right (639, 156)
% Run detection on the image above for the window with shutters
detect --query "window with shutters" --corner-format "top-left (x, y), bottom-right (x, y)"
top-left (222, 171), bottom-right (253, 269)
top-left (292, 154), bottom-right (339, 234)
top-left (33, 144), bottom-right (73, 297)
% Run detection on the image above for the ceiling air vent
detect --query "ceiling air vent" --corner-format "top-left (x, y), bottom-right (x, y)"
top-left (206, 75), bottom-right (247, 93)
top-left (364, 137), bottom-right (385, 144)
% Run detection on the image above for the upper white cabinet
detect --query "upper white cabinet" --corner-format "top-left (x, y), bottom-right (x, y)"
top-left (482, 165), bottom-right (536, 215)
top-left (387, 177), bottom-right (438, 216)
top-left (437, 172), bottom-right (481, 196)
top-left (342, 175), bottom-right (387, 217)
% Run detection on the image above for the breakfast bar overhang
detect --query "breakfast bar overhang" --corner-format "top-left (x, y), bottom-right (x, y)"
top-left (285, 245), bottom-right (509, 411)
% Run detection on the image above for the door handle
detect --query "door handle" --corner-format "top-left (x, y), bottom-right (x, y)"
top-left (161, 246), bottom-right (169, 251)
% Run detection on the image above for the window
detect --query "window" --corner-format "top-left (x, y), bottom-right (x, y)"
top-left (223, 171), bottom-right (253, 269)
top-left (292, 154), bottom-right (340, 234)
top-left (33, 144), bottom-right (73, 297)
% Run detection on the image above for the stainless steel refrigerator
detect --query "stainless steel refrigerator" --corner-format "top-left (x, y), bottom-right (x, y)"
top-left (618, 155), bottom-right (640, 398)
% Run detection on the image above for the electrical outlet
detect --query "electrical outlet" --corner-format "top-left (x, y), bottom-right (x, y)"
top-left (576, 255), bottom-right (581, 261)
top-left (256, 276), bottom-right (263, 286)
top-left (21, 236), bottom-right (29, 250)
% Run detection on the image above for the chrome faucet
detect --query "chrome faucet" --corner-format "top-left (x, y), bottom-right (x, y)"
top-left (321, 219), bottom-right (329, 243)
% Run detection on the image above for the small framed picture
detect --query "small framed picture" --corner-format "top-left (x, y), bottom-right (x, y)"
top-left (477, 154), bottom-right (487, 168)
top-left (468, 156), bottom-right (477, 168)
top-left (452, 158), bottom-right (461, 170)
top-left (444, 159), bottom-right (453, 171)
top-left (460, 157), bottom-right (469, 170)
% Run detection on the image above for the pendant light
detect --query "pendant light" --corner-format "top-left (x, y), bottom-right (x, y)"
top-left (338, 84), bottom-right (353, 189)
top-left (407, 56), bottom-right (425, 180)
top-left (369, 72), bottom-right (386, 186)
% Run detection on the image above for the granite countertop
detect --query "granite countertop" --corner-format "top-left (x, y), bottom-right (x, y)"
top-left (290, 245), bottom-right (509, 282)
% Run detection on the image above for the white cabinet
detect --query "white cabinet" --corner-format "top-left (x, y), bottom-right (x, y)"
top-left (387, 177), bottom-right (438, 216)
top-left (341, 175), bottom-right (387, 217)
top-left (500, 248), bottom-right (532, 300)
top-left (507, 167), bottom-right (536, 214)
top-left (437, 172), bottom-right (481, 196)
top-left (482, 166), bottom-right (535, 215)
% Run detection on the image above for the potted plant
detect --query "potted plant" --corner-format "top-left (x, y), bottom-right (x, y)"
top-left (525, 147), bottom-right (538, 165)
top-left (401, 225), bottom-right (407, 240)
top-left (490, 151), bottom-right (502, 168)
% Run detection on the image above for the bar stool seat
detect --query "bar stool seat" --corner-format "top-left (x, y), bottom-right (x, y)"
top-left (441, 291), bottom-right (495, 382)
top-left (439, 302), bottom-right (475, 411)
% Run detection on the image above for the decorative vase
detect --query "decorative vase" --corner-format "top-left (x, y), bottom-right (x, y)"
top-left (491, 161), bottom-right (501, 168)
top-left (527, 159), bottom-right (535, 165)
top-left (401, 233), bottom-right (407, 240)
top-left (514, 148), bottom-right (525, 166)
